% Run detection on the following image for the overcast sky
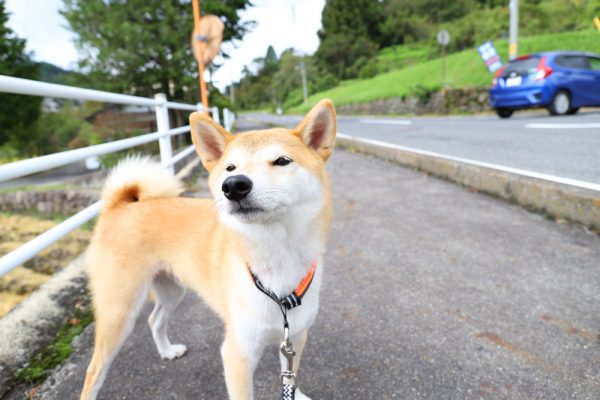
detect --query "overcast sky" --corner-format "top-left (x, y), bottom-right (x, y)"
top-left (4, 0), bottom-right (325, 92)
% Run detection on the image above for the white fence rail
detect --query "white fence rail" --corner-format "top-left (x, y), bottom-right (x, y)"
top-left (0, 74), bottom-right (235, 277)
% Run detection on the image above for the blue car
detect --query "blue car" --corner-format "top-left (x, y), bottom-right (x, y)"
top-left (489, 51), bottom-right (600, 118)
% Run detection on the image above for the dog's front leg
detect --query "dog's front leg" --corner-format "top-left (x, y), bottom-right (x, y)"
top-left (221, 329), bottom-right (261, 400)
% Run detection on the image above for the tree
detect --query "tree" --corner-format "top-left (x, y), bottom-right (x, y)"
top-left (265, 45), bottom-right (278, 67)
top-left (0, 0), bottom-right (42, 157)
top-left (61, 0), bottom-right (253, 102)
top-left (234, 47), bottom-right (337, 112)
top-left (315, 0), bottom-right (384, 79)
top-left (234, 47), bottom-right (279, 110)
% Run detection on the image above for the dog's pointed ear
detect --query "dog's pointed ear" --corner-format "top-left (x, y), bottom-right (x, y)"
top-left (294, 99), bottom-right (337, 161)
top-left (190, 112), bottom-right (232, 172)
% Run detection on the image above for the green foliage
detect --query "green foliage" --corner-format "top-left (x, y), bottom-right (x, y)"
top-left (0, 0), bottom-right (42, 157)
top-left (61, 0), bottom-right (252, 103)
top-left (35, 105), bottom-right (100, 154)
top-left (272, 50), bottom-right (338, 108)
top-left (319, 0), bottom-right (385, 41)
top-left (315, 0), bottom-right (384, 79)
top-left (209, 85), bottom-right (235, 116)
top-left (291, 30), bottom-right (600, 112)
top-left (265, 45), bottom-right (278, 66)
top-left (235, 46), bottom-right (339, 112)
top-left (412, 84), bottom-right (442, 103)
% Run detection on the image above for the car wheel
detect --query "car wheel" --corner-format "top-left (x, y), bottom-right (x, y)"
top-left (548, 90), bottom-right (571, 116)
top-left (567, 107), bottom-right (580, 115)
top-left (495, 108), bottom-right (514, 119)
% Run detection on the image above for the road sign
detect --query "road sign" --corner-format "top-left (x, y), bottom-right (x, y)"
top-left (478, 41), bottom-right (503, 73)
top-left (437, 30), bottom-right (450, 46)
top-left (191, 15), bottom-right (224, 65)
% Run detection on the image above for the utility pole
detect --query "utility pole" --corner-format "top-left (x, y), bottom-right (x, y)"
top-left (509, 0), bottom-right (519, 60)
top-left (299, 60), bottom-right (308, 104)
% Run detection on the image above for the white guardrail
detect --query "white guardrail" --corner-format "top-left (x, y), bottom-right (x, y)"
top-left (0, 75), bottom-right (235, 277)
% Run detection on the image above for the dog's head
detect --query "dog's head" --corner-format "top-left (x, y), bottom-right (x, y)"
top-left (189, 100), bottom-right (336, 228)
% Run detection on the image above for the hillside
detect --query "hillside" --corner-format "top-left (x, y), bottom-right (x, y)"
top-left (290, 30), bottom-right (599, 113)
top-left (39, 62), bottom-right (74, 85)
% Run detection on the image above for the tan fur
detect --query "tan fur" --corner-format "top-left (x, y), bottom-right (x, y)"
top-left (80, 100), bottom-right (336, 400)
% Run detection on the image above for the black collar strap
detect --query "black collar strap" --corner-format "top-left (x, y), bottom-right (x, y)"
top-left (246, 261), bottom-right (317, 317)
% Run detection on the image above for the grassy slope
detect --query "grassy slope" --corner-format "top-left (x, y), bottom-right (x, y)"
top-left (291, 30), bottom-right (599, 113)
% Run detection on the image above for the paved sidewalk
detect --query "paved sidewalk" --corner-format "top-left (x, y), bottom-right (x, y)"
top-left (18, 119), bottom-right (600, 399)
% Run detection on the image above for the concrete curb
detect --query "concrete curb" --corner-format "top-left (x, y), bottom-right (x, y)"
top-left (336, 134), bottom-right (600, 230)
top-left (0, 254), bottom-right (87, 397)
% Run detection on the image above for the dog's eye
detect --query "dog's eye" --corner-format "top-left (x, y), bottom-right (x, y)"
top-left (225, 164), bottom-right (236, 172)
top-left (273, 157), bottom-right (292, 167)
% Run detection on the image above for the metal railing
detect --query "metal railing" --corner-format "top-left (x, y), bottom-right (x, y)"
top-left (0, 75), bottom-right (234, 277)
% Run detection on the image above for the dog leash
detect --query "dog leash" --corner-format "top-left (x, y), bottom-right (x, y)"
top-left (246, 261), bottom-right (317, 400)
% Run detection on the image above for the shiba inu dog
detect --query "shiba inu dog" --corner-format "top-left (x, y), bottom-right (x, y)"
top-left (80, 99), bottom-right (337, 400)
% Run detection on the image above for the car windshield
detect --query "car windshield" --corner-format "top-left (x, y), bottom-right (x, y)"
top-left (501, 56), bottom-right (540, 77)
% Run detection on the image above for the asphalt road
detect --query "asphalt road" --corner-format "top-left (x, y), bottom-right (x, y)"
top-left (15, 118), bottom-right (600, 400)
top-left (249, 109), bottom-right (600, 184)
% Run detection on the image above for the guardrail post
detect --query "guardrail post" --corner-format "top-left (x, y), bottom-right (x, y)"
top-left (223, 108), bottom-right (230, 132)
top-left (154, 93), bottom-right (173, 172)
top-left (223, 108), bottom-right (235, 132)
top-left (210, 106), bottom-right (221, 125)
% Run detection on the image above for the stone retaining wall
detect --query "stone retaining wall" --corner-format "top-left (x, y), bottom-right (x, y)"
top-left (0, 190), bottom-right (99, 216)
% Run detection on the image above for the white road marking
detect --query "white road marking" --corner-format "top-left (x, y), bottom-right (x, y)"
top-left (337, 133), bottom-right (600, 192)
top-left (525, 123), bottom-right (600, 129)
top-left (358, 119), bottom-right (412, 125)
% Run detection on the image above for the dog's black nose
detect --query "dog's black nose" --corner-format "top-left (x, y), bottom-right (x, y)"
top-left (222, 175), bottom-right (253, 202)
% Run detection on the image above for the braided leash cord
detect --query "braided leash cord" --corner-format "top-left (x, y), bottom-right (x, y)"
top-left (282, 383), bottom-right (296, 400)
top-left (247, 264), bottom-right (317, 400)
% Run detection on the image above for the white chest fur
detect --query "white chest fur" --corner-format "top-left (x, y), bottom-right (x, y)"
top-left (228, 217), bottom-right (325, 352)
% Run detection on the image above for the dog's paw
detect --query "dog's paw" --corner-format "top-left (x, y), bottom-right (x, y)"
top-left (295, 389), bottom-right (312, 400)
top-left (159, 344), bottom-right (187, 360)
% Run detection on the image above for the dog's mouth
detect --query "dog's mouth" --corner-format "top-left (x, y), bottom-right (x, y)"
top-left (230, 204), bottom-right (266, 215)
top-left (225, 199), bottom-right (286, 222)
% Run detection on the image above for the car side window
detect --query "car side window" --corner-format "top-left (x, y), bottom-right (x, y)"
top-left (588, 57), bottom-right (600, 71)
top-left (555, 55), bottom-right (590, 70)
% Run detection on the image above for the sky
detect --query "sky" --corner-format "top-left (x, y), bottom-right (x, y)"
top-left (4, 0), bottom-right (325, 92)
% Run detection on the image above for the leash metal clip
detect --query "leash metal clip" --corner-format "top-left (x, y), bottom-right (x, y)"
top-left (280, 326), bottom-right (296, 385)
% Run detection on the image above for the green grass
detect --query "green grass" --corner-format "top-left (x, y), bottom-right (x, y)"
top-left (16, 305), bottom-right (94, 384)
top-left (290, 30), bottom-right (600, 113)
top-left (376, 44), bottom-right (430, 71)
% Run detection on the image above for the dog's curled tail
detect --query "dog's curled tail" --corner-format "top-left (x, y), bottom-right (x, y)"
top-left (100, 156), bottom-right (183, 212)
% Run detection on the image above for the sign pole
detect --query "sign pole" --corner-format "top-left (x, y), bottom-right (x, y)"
top-left (441, 44), bottom-right (446, 93)
top-left (436, 30), bottom-right (450, 96)
top-left (509, 0), bottom-right (519, 60)
top-left (192, 0), bottom-right (209, 115)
